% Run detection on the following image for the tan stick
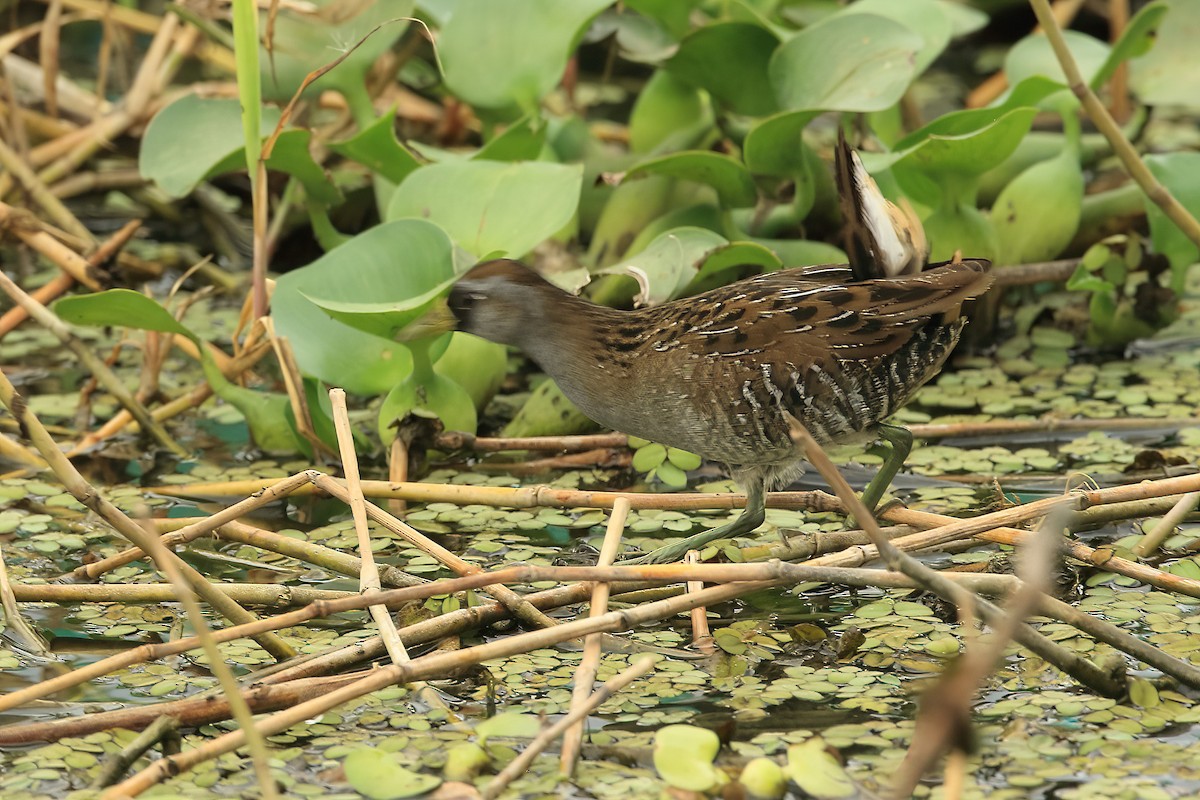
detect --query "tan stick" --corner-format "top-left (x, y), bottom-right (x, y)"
top-left (1132, 491), bottom-right (1200, 558)
top-left (132, 518), bottom-right (280, 800)
top-left (685, 550), bottom-right (714, 653)
top-left (560, 496), bottom-right (630, 776)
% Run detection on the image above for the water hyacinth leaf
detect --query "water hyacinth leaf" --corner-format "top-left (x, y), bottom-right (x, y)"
top-left (991, 146), bottom-right (1084, 265)
top-left (750, 237), bottom-right (846, 268)
top-left (1129, 0), bottom-right (1200, 106)
top-left (474, 115), bottom-right (549, 162)
top-left (55, 290), bottom-right (307, 454)
top-left (387, 160), bottom-right (583, 258)
top-left (629, 70), bottom-right (711, 154)
top-left (342, 748), bottom-right (441, 800)
top-left (1093, 1), bottom-right (1167, 89)
top-left (598, 226), bottom-right (728, 305)
top-left (261, 0), bottom-right (412, 102)
top-left (654, 724), bottom-right (720, 792)
top-left (743, 112), bottom-right (821, 177)
top-left (55, 289), bottom-right (196, 342)
top-left (934, 0), bottom-right (988, 36)
top-left (502, 379), bottom-right (598, 437)
top-left (784, 738), bottom-right (855, 798)
top-left (625, 152), bottom-right (757, 208)
top-left (924, 202), bottom-right (997, 262)
top-left (769, 14), bottom-right (922, 112)
top-left (273, 220), bottom-right (457, 393)
top-left (685, 241), bottom-right (783, 294)
top-left (433, 333), bottom-right (508, 413)
top-left (666, 22), bottom-right (780, 116)
top-left (140, 95), bottom-right (280, 197)
top-left (439, 0), bottom-right (612, 110)
top-left (1005, 30), bottom-right (1110, 88)
top-left (1144, 153), bottom-right (1200, 291)
top-left (378, 369), bottom-right (477, 443)
top-left (266, 129), bottom-right (341, 205)
top-left (839, 0), bottom-right (952, 74)
top-left (328, 109), bottom-right (422, 184)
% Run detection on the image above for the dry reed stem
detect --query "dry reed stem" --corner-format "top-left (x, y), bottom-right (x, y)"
top-left (0, 269), bottom-right (188, 455)
top-left (685, 549), bottom-right (715, 652)
top-left (561, 496), bottom-right (631, 776)
top-left (0, 367), bottom-right (295, 660)
top-left (131, 518), bottom-right (280, 800)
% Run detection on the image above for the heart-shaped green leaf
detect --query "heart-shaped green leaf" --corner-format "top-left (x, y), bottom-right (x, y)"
top-left (666, 22), bottom-right (780, 116)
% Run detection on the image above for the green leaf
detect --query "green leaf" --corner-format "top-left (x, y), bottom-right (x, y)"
top-left (139, 95), bottom-right (280, 197)
top-left (387, 160), bottom-right (583, 257)
top-left (55, 289), bottom-right (196, 343)
top-left (439, 0), bottom-right (612, 110)
top-left (328, 109), bottom-right (422, 184)
top-left (378, 370), bottom-right (476, 443)
top-left (654, 461), bottom-right (688, 488)
top-left (924, 202), bottom-right (997, 262)
top-left (55, 290), bottom-right (306, 454)
top-left (272, 220), bottom-right (456, 394)
top-left (654, 725), bottom-right (720, 792)
top-left (267, 129), bottom-right (341, 205)
top-left (1129, 0), bottom-right (1200, 105)
top-left (632, 442), bottom-right (667, 472)
top-left (683, 241), bottom-right (782, 294)
top-left (629, 70), bottom-right (711, 154)
top-left (625, 152), bottom-right (757, 208)
top-left (768, 14), bottom-right (922, 112)
top-left (743, 111), bottom-right (822, 177)
top-left (838, 0), bottom-right (952, 74)
top-left (475, 712), bottom-right (542, 743)
top-left (1093, 1), bottom-right (1168, 89)
top-left (666, 447), bottom-right (701, 471)
top-left (1005, 30), bottom-right (1110, 88)
top-left (784, 738), bottom-right (855, 798)
top-left (262, 0), bottom-right (412, 103)
top-left (475, 115), bottom-right (549, 162)
top-left (501, 379), bottom-right (598, 437)
top-left (433, 333), bottom-right (507, 413)
top-left (991, 147), bottom-right (1084, 265)
top-left (342, 748), bottom-right (441, 800)
top-left (598, 227), bottom-right (729, 304)
top-left (1144, 152), bottom-right (1200, 290)
top-left (666, 22), bottom-right (779, 116)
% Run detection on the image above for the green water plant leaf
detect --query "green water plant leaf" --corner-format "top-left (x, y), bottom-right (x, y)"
top-left (784, 738), bottom-right (854, 798)
top-left (439, 0), bottom-right (612, 111)
top-left (769, 14), bottom-right (922, 112)
top-left (342, 748), bottom-right (441, 799)
top-left (625, 152), bottom-right (757, 208)
top-left (328, 109), bottom-right (422, 184)
top-left (666, 22), bottom-right (779, 116)
top-left (991, 145), bottom-right (1084, 265)
top-left (387, 159), bottom-right (583, 257)
top-left (54, 290), bottom-right (308, 454)
top-left (654, 724), bottom-right (720, 792)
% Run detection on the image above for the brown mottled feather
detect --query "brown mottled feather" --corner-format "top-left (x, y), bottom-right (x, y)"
top-left (448, 258), bottom-right (992, 488)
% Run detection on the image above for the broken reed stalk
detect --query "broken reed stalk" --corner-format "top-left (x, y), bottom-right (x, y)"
top-left (0, 368), bottom-right (295, 660)
top-left (7, 558), bottom-right (1200, 746)
top-left (1132, 491), bottom-right (1200, 558)
top-left (561, 496), bottom-right (631, 777)
top-left (787, 417), bottom-right (1123, 697)
top-left (131, 517), bottom-right (280, 800)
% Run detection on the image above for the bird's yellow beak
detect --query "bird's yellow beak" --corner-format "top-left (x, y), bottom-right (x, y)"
top-left (394, 296), bottom-right (457, 342)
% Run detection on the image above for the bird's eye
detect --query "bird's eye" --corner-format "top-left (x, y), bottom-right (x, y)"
top-left (448, 287), bottom-right (485, 320)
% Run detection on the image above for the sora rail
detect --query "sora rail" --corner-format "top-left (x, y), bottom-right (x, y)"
top-left (421, 253), bottom-right (992, 564)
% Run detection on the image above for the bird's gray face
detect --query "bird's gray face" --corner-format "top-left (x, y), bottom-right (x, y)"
top-left (448, 275), bottom-right (539, 347)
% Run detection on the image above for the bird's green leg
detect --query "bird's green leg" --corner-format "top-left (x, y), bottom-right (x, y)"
top-left (619, 477), bottom-right (766, 565)
top-left (855, 422), bottom-right (913, 523)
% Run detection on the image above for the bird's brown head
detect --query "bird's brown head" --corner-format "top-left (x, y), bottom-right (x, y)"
top-left (444, 259), bottom-right (560, 347)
